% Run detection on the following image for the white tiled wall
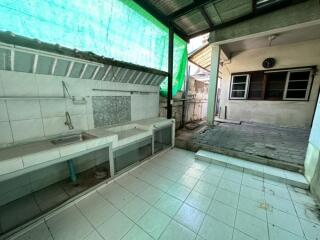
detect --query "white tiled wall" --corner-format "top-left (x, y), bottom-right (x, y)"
top-left (0, 70), bottom-right (159, 145)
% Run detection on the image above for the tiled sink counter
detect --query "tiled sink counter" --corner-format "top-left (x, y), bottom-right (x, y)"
top-left (0, 117), bottom-right (175, 182)
top-left (0, 132), bottom-right (116, 182)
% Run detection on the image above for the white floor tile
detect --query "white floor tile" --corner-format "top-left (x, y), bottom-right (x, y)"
top-left (268, 224), bottom-right (305, 240)
top-left (97, 211), bottom-right (134, 240)
top-left (155, 193), bottom-right (183, 217)
top-left (177, 174), bottom-right (199, 189)
top-left (232, 229), bottom-right (255, 240)
top-left (185, 191), bottom-right (211, 212)
top-left (207, 200), bottom-right (236, 227)
top-left (98, 182), bottom-right (135, 209)
top-left (122, 225), bottom-right (153, 240)
top-left (167, 183), bottom-right (192, 201)
top-left (199, 215), bottom-right (233, 240)
top-left (122, 196), bottom-right (151, 222)
top-left (159, 220), bottom-right (196, 240)
top-left (237, 196), bottom-right (267, 222)
top-left (15, 222), bottom-right (53, 240)
top-left (138, 185), bottom-right (164, 205)
top-left (193, 180), bottom-right (217, 198)
top-left (265, 194), bottom-right (296, 215)
top-left (76, 192), bottom-right (118, 227)
top-left (46, 206), bottom-right (93, 240)
top-left (219, 178), bottom-right (241, 194)
top-left (138, 207), bottom-right (171, 239)
top-left (174, 203), bottom-right (205, 233)
top-left (82, 231), bottom-right (104, 240)
top-left (267, 208), bottom-right (303, 236)
top-left (240, 185), bottom-right (265, 203)
top-left (299, 219), bottom-right (320, 240)
top-left (214, 188), bottom-right (239, 208)
top-left (235, 211), bottom-right (268, 240)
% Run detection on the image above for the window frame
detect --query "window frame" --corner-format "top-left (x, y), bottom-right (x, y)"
top-left (229, 67), bottom-right (315, 101)
top-left (229, 74), bottom-right (250, 100)
top-left (283, 68), bottom-right (313, 101)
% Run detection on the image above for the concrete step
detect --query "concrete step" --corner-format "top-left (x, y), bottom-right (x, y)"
top-left (195, 150), bottom-right (309, 189)
top-left (195, 143), bottom-right (304, 173)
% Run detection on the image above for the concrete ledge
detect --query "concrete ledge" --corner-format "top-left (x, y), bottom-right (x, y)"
top-left (195, 143), bottom-right (304, 173)
top-left (195, 150), bottom-right (309, 189)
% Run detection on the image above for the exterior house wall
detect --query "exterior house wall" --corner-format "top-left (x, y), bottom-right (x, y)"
top-left (219, 39), bottom-right (320, 128)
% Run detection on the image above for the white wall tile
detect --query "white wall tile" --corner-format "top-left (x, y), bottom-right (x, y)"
top-left (0, 100), bottom-right (8, 121)
top-left (0, 157), bottom-right (24, 175)
top-left (7, 100), bottom-right (41, 120)
top-left (11, 119), bottom-right (44, 142)
top-left (1, 72), bottom-right (38, 96)
top-left (36, 75), bottom-right (64, 97)
top-left (71, 114), bottom-right (89, 131)
top-left (43, 116), bottom-right (68, 136)
top-left (87, 114), bottom-right (94, 129)
top-left (131, 93), bottom-right (159, 121)
top-left (66, 99), bottom-right (87, 115)
top-left (0, 121), bottom-right (13, 144)
top-left (40, 99), bottom-right (66, 118)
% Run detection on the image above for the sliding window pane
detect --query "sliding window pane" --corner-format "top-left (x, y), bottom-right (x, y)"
top-left (231, 91), bottom-right (245, 98)
top-left (289, 71), bottom-right (310, 80)
top-left (248, 72), bottom-right (264, 99)
top-left (286, 90), bottom-right (307, 99)
top-left (265, 72), bottom-right (287, 100)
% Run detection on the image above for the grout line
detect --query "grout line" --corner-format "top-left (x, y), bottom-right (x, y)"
top-left (4, 99), bottom-right (15, 144)
top-left (288, 188), bottom-right (308, 240)
top-left (76, 204), bottom-right (107, 240)
top-left (43, 219), bottom-right (55, 240)
top-left (231, 167), bottom-right (244, 239)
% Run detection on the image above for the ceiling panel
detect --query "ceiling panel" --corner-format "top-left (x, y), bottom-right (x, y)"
top-left (148, 0), bottom-right (193, 15)
top-left (174, 10), bottom-right (209, 35)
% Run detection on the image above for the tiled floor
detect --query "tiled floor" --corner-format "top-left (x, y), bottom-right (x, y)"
top-left (193, 122), bottom-right (309, 166)
top-left (7, 148), bottom-right (320, 240)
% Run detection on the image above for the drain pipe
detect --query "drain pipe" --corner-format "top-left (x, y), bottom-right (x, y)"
top-left (67, 160), bottom-right (77, 183)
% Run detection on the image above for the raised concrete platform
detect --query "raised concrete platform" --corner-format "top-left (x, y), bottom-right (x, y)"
top-left (195, 150), bottom-right (309, 189)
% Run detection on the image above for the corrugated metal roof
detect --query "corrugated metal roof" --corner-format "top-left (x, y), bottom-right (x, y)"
top-left (0, 41), bottom-right (166, 86)
top-left (147, 0), bottom-right (193, 15)
top-left (188, 44), bottom-right (212, 71)
top-left (133, 0), bottom-right (306, 40)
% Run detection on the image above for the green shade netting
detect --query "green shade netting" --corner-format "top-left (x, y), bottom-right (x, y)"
top-left (0, 0), bottom-right (187, 96)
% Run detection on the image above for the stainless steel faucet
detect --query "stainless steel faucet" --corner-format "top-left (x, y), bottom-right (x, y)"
top-left (65, 111), bottom-right (74, 130)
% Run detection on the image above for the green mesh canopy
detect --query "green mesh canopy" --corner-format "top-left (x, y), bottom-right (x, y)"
top-left (0, 0), bottom-right (187, 96)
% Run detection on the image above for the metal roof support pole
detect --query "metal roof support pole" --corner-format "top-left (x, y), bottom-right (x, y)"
top-left (167, 26), bottom-right (174, 119)
top-left (207, 44), bottom-right (220, 126)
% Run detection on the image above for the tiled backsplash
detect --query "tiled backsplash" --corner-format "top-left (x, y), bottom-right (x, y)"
top-left (93, 96), bottom-right (131, 128)
top-left (0, 71), bottom-right (160, 146)
top-left (0, 98), bottom-right (91, 145)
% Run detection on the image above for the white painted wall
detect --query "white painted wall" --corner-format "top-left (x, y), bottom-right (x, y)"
top-left (219, 39), bottom-right (320, 128)
top-left (0, 71), bottom-right (159, 146)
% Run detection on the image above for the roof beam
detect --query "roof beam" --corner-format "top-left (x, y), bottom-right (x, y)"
top-left (199, 7), bottom-right (214, 29)
top-left (168, 0), bottom-right (216, 20)
top-left (187, 0), bottom-right (307, 39)
top-left (132, 0), bottom-right (189, 41)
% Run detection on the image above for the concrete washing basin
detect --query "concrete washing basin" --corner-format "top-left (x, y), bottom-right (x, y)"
top-left (50, 132), bottom-right (97, 146)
